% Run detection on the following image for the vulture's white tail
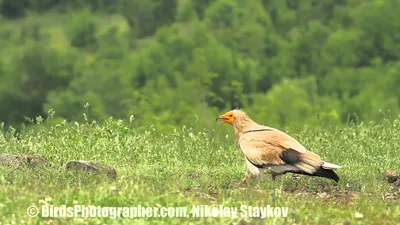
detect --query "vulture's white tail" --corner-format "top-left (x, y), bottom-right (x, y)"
top-left (322, 162), bottom-right (341, 170)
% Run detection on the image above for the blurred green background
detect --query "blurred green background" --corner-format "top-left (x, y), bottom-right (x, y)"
top-left (0, 0), bottom-right (399, 131)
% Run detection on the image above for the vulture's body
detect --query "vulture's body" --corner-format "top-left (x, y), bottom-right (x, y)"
top-left (217, 109), bottom-right (341, 183)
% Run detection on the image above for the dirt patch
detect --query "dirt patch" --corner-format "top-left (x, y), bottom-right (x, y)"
top-left (0, 153), bottom-right (51, 169)
top-left (382, 170), bottom-right (400, 202)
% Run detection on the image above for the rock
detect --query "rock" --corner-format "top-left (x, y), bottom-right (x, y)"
top-left (0, 153), bottom-right (50, 169)
top-left (384, 170), bottom-right (400, 183)
top-left (384, 190), bottom-right (400, 201)
top-left (355, 212), bottom-right (364, 219)
top-left (66, 160), bottom-right (117, 179)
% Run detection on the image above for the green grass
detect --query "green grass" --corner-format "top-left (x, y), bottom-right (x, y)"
top-left (0, 116), bottom-right (399, 225)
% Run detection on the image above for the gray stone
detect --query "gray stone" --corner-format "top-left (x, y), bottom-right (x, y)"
top-left (66, 160), bottom-right (117, 179)
top-left (384, 170), bottom-right (400, 183)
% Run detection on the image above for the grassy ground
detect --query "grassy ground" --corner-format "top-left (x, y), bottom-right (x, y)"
top-left (0, 116), bottom-right (399, 225)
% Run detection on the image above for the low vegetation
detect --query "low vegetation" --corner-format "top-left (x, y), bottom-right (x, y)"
top-left (0, 114), bottom-right (399, 224)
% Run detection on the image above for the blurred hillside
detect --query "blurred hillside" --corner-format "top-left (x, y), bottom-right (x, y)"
top-left (0, 0), bottom-right (400, 130)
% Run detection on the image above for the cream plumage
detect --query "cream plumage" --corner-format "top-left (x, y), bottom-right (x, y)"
top-left (216, 109), bottom-right (341, 184)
